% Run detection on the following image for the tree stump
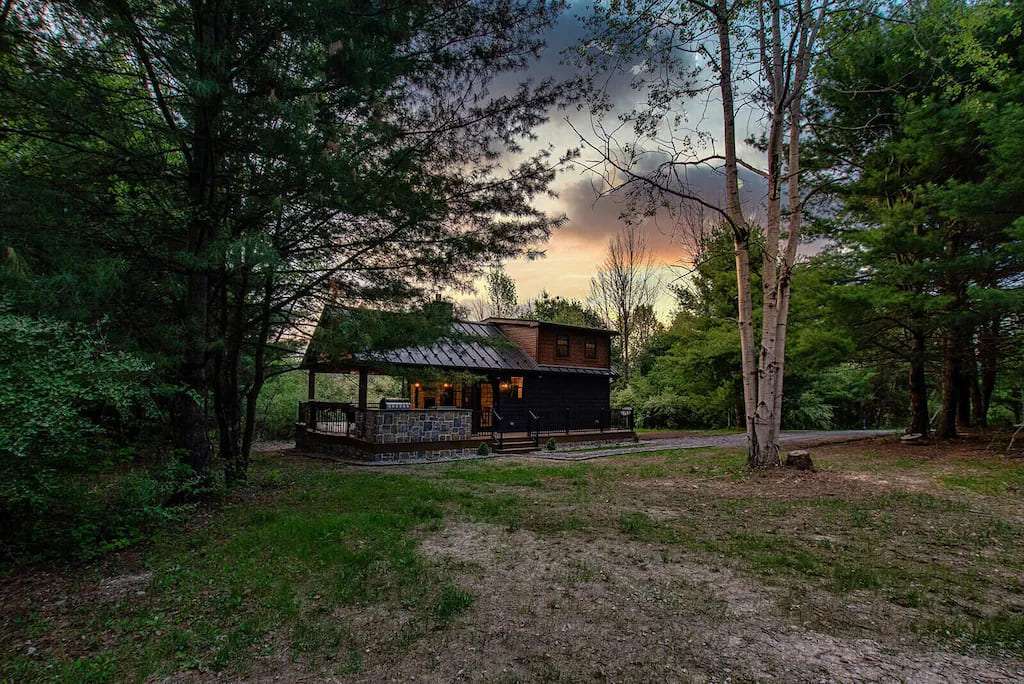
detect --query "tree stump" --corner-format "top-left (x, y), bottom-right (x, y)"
top-left (785, 449), bottom-right (814, 471)
top-left (900, 433), bottom-right (927, 445)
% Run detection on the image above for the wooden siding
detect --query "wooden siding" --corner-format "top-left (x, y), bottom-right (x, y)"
top-left (523, 374), bottom-right (611, 420)
top-left (536, 327), bottom-right (611, 368)
top-left (493, 322), bottom-right (538, 358)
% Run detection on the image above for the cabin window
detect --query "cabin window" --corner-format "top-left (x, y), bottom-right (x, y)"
top-left (501, 376), bottom-right (524, 400)
top-left (556, 335), bottom-right (570, 357)
top-left (584, 339), bottom-right (597, 359)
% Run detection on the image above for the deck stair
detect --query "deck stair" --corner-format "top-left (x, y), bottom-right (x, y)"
top-left (492, 437), bottom-right (537, 454)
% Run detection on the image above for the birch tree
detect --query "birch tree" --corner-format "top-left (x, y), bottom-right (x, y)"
top-left (575, 0), bottom-right (831, 467)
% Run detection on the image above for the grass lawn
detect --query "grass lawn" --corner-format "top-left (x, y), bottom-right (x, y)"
top-left (2, 437), bottom-right (1023, 681)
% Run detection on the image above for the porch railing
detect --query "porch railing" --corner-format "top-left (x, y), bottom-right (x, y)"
top-left (524, 407), bottom-right (634, 436)
top-left (470, 407), bottom-right (634, 438)
top-left (491, 409), bottom-right (503, 451)
top-left (299, 400), bottom-right (355, 435)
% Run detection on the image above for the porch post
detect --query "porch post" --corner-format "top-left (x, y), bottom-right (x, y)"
top-left (307, 369), bottom-right (316, 400)
top-left (357, 367), bottom-right (368, 410)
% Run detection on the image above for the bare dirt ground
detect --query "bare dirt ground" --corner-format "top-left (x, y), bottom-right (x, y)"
top-left (383, 521), bottom-right (1016, 683)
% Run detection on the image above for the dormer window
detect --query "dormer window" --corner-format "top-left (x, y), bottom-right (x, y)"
top-left (584, 339), bottom-right (597, 359)
top-left (556, 334), bottom-right (569, 358)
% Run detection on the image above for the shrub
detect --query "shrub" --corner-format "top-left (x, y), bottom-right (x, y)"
top-left (0, 311), bottom-right (187, 563)
top-left (476, 442), bottom-right (491, 456)
top-left (545, 437), bottom-right (557, 451)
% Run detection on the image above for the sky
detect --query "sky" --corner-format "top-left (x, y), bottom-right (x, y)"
top-left (458, 2), bottom-right (770, 322)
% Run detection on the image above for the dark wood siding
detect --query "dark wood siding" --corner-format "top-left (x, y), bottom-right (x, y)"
top-left (528, 374), bottom-right (606, 421)
top-left (496, 374), bottom-right (610, 429)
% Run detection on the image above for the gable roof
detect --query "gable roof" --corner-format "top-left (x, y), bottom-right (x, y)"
top-left (355, 320), bottom-right (539, 373)
top-left (304, 315), bottom-right (616, 377)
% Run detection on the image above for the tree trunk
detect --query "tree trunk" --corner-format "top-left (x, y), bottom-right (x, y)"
top-left (908, 329), bottom-right (929, 436)
top-left (977, 316), bottom-right (1000, 426)
top-left (715, 1), bottom-right (758, 460)
top-left (937, 334), bottom-right (960, 438)
top-left (957, 333), bottom-right (974, 428)
top-left (175, 0), bottom-right (227, 478)
top-left (240, 274), bottom-right (276, 464)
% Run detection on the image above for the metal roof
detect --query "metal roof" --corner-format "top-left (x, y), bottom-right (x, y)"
top-left (353, 321), bottom-right (540, 372)
top-left (536, 364), bottom-right (616, 377)
top-left (306, 313), bottom-right (619, 377)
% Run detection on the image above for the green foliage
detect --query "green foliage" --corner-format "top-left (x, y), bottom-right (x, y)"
top-left (476, 442), bottom-right (491, 457)
top-left (0, 310), bottom-right (191, 562)
top-left (808, 0), bottom-right (1024, 433)
top-left (254, 371), bottom-right (401, 441)
top-left (545, 437), bottom-right (557, 452)
top-left (485, 267), bottom-right (519, 318)
top-left (623, 233), bottom-right (897, 430)
top-left (529, 291), bottom-right (604, 328)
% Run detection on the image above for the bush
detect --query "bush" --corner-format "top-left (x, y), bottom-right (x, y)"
top-left (545, 437), bottom-right (557, 451)
top-left (0, 311), bottom-right (188, 563)
top-left (476, 442), bottom-right (491, 456)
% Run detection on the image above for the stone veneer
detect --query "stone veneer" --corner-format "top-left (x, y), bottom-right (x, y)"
top-left (355, 407), bottom-right (472, 443)
top-left (297, 407), bottom-right (478, 463)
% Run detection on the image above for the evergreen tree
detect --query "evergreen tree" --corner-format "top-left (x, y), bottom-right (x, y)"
top-left (1, 0), bottom-right (568, 481)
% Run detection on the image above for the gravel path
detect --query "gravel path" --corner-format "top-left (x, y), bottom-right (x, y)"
top-left (535, 429), bottom-right (896, 461)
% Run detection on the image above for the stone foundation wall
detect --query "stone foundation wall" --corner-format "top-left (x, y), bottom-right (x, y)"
top-left (296, 408), bottom-right (477, 463)
top-left (358, 408), bottom-right (473, 443)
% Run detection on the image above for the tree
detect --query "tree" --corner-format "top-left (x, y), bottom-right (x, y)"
top-left (2, 0), bottom-right (567, 482)
top-left (589, 226), bottom-right (660, 382)
top-left (623, 232), bottom-right (890, 431)
top-left (808, 0), bottom-right (1024, 437)
top-left (528, 291), bottom-right (604, 327)
top-left (484, 267), bottom-right (520, 318)
top-left (576, 0), bottom-right (830, 466)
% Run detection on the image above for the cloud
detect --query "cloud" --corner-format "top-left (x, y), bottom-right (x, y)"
top-left (552, 157), bottom-right (769, 264)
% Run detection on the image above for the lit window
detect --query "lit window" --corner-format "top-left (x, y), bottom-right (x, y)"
top-left (585, 339), bottom-right (597, 359)
top-left (503, 376), bottom-right (524, 400)
top-left (556, 335), bottom-right (569, 357)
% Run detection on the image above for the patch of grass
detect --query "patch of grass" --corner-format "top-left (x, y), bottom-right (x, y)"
top-left (927, 612), bottom-right (1024, 655)
top-left (0, 461), bottom-right (513, 681)
top-left (715, 533), bottom-right (825, 577)
top-left (941, 468), bottom-right (1024, 496)
top-left (444, 462), bottom-right (588, 487)
top-left (433, 583), bottom-right (474, 622)
top-left (619, 512), bottom-right (683, 544)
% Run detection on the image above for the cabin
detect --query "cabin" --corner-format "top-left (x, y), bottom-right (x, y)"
top-left (296, 313), bottom-right (635, 461)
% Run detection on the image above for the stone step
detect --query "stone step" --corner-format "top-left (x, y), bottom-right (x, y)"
top-left (495, 445), bottom-right (537, 454)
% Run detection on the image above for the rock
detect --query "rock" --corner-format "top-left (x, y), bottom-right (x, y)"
top-left (785, 449), bottom-right (814, 471)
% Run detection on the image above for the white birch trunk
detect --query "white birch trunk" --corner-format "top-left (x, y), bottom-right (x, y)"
top-left (715, 0), bottom-right (759, 451)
